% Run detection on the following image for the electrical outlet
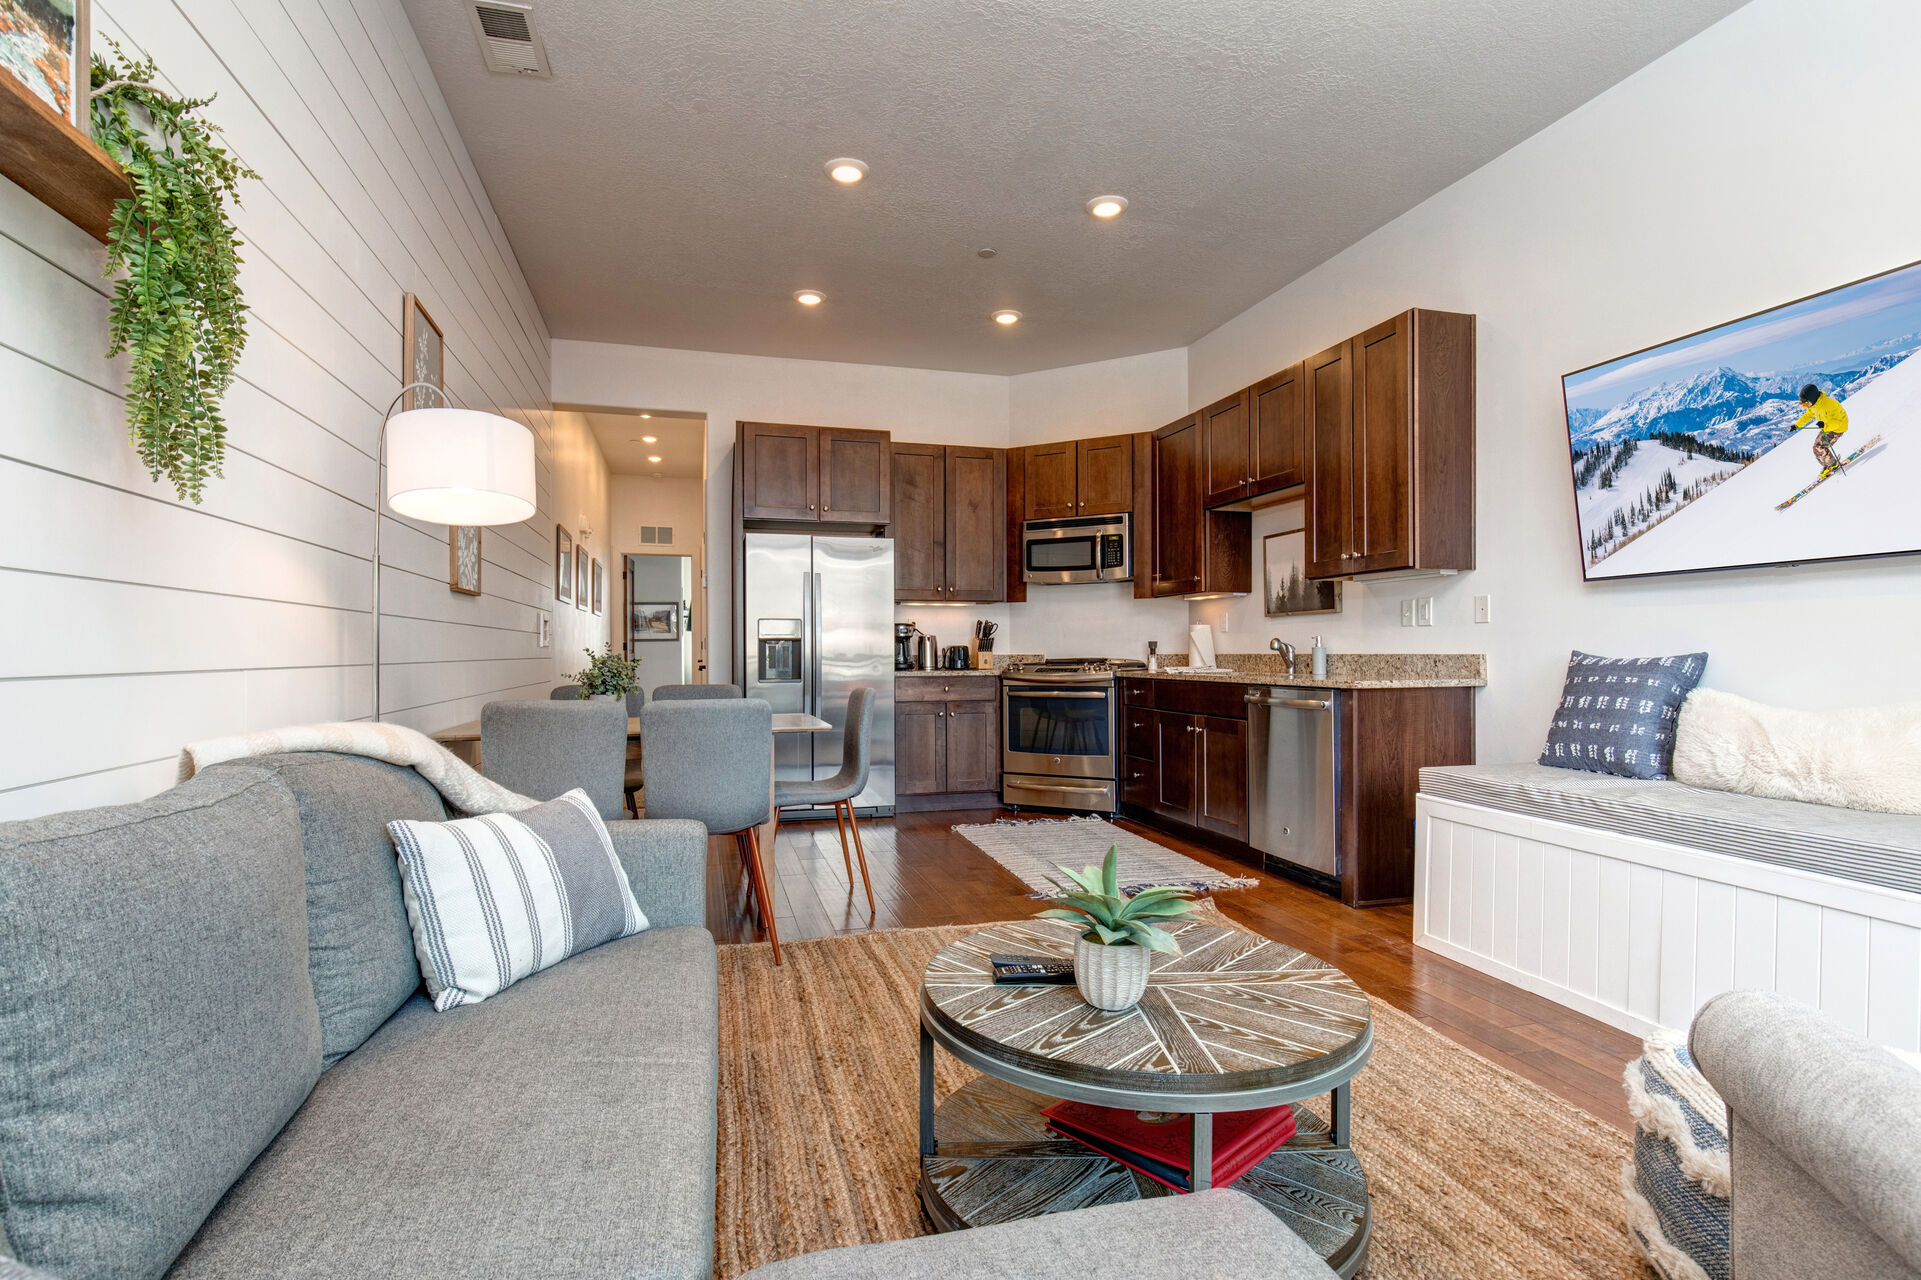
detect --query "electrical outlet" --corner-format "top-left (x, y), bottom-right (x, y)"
top-left (1473, 594), bottom-right (1492, 624)
top-left (1415, 597), bottom-right (1434, 627)
top-left (1400, 599), bottom-right (1414, 627)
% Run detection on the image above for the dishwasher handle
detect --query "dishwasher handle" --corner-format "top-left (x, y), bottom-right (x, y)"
top-left (1245, 691), bottom-right (1332, 711)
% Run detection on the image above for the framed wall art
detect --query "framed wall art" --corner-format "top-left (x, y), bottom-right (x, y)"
top-left (555, 525), bottom-right (573, 604)
top-left (632, 603), bottom-right (679, 640)
top-left (449, 525), bottom-right (481, 596)
top-left (2, 0), bottom-right (89, 127)
top-left (1262, 509), bottom-right (1341, 617)
top-left (590, 558), bottom-right (604, 616)
top-left (574, 533), bottom-right (589, 610)
top-left (401, 293), bottom-right (443, 410)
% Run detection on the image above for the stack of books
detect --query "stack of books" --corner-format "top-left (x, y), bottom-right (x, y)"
top-left (1041, 1099), bottom-right (1296, 1192)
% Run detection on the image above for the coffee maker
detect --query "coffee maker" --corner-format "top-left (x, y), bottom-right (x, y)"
top-left (894, 622), bottom-right (919, 672)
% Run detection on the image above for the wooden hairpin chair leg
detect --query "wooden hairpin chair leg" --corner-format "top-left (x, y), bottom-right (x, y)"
top-left (838, 800), bottom-right (876, 917)
top-left (735, 827), bottom-right (782, 964)
top-left (832, 803), bottom-right (855, 883)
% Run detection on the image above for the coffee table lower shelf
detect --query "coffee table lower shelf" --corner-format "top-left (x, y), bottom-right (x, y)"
top-left (917, 1075), bottom-right (1371, 1278)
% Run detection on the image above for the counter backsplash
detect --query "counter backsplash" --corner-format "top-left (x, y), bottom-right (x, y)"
top-left (1153, 651), bottom-right (1486, 687)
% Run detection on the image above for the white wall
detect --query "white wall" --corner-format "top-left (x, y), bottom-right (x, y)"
top-left (548, 410), bottom-right (614, 675)
top-left (0, 0), bottom-right (598, 819)
top-left (1188, 0), bottom-right (1921, 763)
top-left (611, 473), bottom-right (707, 675)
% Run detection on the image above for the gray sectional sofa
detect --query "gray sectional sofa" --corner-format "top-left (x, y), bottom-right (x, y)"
top-left (0, 753), bottom-right (717, 1280)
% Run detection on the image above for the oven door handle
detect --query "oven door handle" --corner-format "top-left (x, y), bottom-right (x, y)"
top-left (1015, 781), bottom-right (1113, 794)
top-left (1003, 689), bottom-right (1108, 700)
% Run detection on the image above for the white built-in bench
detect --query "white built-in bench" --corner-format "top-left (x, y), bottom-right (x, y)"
top-left (1415, 764), bottom-right (1921, 1053)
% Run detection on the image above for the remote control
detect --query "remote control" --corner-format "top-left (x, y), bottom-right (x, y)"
top-left (990, 954), bottom-right (1075, 985)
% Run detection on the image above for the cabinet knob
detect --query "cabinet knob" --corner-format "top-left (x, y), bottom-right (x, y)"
top-left (809, 503), bottom-right (816, 510)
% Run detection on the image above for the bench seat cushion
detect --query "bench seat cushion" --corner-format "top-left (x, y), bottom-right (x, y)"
top-left (1420, 763), bottom-right (1921, 895)
top-left (165, 925), bottom-right (717, 1280)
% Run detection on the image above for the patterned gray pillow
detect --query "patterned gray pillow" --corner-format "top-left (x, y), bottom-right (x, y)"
top-left (1540, 650), bottom-right (1707, 780)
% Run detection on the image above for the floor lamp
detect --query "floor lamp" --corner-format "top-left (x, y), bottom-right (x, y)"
top-left (373, 382), bottom-right (536, 720)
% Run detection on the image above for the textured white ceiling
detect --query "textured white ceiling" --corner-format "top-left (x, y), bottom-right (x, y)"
top-left (404, 0), bottom-right (1747, 374)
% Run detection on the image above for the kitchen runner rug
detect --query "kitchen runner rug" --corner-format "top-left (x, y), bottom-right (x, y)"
top-left (950, 814), bottom-right (1258, 895)
top-left (713, 909), bottom-right (1650, 1280)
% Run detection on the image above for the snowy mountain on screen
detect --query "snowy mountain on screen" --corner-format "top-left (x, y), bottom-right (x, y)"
top-left (1568, 341), bottom-right (1920, 454)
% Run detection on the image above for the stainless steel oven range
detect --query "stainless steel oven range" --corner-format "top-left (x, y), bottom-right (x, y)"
top-left (1000, 658), bottom-right (1145, 813)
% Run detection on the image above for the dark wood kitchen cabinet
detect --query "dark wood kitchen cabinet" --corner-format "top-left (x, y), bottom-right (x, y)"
top-left (1201, 389), bottom-right (1251, 508)
top-left (1201, 363), bottom-right (1307, 510)
top-left (1152, 414), bottom-right (1251, 598)
top-left (895, 676), bottom-right (1000, 808)
top-left (890, 443), bottom-right (1005, 602)
top-left (1019, 434), bottom-right (1134, 519)
top-left (737, 421), bottom-right (891, 525)
top-left (1306, 309), bottom-right (1474, 579)
top-left (1117, 680), bottom-right (1253, 859)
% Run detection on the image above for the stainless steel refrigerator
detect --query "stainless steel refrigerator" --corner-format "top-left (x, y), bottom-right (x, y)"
top-left (742, 533), bottom-right (894, 816)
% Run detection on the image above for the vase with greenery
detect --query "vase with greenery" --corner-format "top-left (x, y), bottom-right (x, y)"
top-left (89, 42), bottom-right (257, 505)
top-left (567, 644), bottom-right (639, 700)
top-left (1037, 847), bottom-right (1200, 1011)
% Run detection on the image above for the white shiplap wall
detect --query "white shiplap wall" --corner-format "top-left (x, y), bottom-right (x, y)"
top-left (0, 0), bottom-right (602, 821)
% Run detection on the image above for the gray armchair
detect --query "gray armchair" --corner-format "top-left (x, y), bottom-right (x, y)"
top-left (1691, 991), bottom-right (1921, 1280)
top-left (480, 699), bottom-right (628, 820)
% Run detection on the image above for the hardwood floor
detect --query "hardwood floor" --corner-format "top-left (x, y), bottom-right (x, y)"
top-left (705, 806), bottom-right (1642, 1130)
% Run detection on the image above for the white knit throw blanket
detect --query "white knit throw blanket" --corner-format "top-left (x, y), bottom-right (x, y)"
top-left (177, 722), bottom-right (538, 815)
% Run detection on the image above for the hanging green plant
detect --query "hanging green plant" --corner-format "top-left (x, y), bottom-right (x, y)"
top-left (89, 41), bottom-right (257, 505)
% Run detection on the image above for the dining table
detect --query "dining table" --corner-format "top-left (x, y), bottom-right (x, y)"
top-left (428, 709), bottom-right (832, 849)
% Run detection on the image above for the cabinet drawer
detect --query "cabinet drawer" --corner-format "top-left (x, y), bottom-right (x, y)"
top-left (1121, 756), bottom-right (1155, 809)
top-left (1151, 680), bottom-right (1250, 720)
top-left (1120, 678), bottom-right (1155, 706)
top-left (1123, 707), bottom-right (1157, 760)
top-left (895, 676), bottom-right (998, 702)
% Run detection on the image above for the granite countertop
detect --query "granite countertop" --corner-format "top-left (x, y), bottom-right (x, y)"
top-left (896, 668), bottom-right (999, 678)
top-left (1134, 652), bottom-right (1486, 690)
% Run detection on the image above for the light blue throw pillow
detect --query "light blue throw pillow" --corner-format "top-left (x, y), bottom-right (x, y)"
top-left (1623, 1033), bottom-right (1730, 1280)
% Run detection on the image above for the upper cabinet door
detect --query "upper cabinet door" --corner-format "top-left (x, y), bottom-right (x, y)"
top-left (1023, 441), bottom-right (1079, 519)
top-left (819, 428), bottom-right (892, 524)
top-left (739, 422), bottom-right (820, 520)
top-left (890, 443), bottom-right (945, 601)
top-left (1201, 390), bottom-right (1251, 508)
top-left (1077, 434), bottom-right (1135, 515)
top-left (1350, 313), bottom-right (1412, 572)
top-left (1250, 362), bottom-right (1307, 494)
top-left (1305, 342), bottom-right (1353, 578)
top-left (1152, 415), bottom-right (1202, 596)
top-left (945, 446), bottom-right (1006, 602)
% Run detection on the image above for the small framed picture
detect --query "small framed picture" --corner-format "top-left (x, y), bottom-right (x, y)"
top-left (2, 0), bottom-right (89, 127)
top-left (555, 525), bottom-right (573, 603)
top-left (1263, 508), bottom-right (1342, 617)
top-left (632, 603), bottom-right (680, 640)
top-left (400, 293), bottom-right (443, 411)
top-left (590, 558), bottom-right (604, 616)
top-left (449, 525), bottom-right (481, 595)
top-left (574, 535), bottom-right (589, 611)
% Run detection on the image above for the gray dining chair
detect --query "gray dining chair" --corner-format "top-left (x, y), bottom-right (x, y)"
top-left (623, 688), bottom-right (646, 816)
top-left (773, 686), bottom-right (876, 917)
top-left (641, 697), bottom-right (781, 961)
top-left (548, 684), bottom-right (581, 700)
top-left (480, 699), bottom-right (627, 820)
top-left (653, 683), bottom-right (741, 701)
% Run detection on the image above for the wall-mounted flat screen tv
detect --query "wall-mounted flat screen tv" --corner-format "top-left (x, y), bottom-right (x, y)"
top-left (1563, 258), bottom-right (1921, 581)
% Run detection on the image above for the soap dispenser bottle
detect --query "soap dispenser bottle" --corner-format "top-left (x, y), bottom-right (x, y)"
top-left (1310, 635), bottom-right (1329, 679)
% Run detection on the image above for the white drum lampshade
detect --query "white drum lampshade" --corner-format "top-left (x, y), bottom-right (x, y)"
top-left (384, 407), bottom-right (536, 526)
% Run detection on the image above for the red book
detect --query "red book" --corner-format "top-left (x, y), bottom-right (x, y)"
top-left (1041, 1100), bottom-right (1296, 1192)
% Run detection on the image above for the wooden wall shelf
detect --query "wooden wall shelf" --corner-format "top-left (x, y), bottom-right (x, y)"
top-left (0, 74), bottom-right (130, 243)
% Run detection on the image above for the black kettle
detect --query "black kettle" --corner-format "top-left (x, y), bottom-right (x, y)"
top-left (943, 645), bottom-right (971, 670)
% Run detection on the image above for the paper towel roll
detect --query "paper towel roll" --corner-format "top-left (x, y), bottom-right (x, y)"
top-left (1188, 623), bottom-right (1216, 670)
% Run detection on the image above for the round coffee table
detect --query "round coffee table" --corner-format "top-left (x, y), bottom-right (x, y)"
top-left (917, 917), bottom-right (1373, 1277)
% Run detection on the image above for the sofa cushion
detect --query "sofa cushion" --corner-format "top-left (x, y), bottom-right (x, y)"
top-left (389, 789), bottom-right (648, 1009)
top-left (1419, 763), bottom-right (1921, 895)
top-left (210, 754), bottom-right (445, 1066)
top-left (1622, 1034), bottom-right (1730, 1280)
top-left (1539, 650), bottom-right (1707, 780)
top-left (738, 1188), bottom-right (1338, 1279)
top-left (0, 769), bottom-right (321, 1280)
top-left (166, 925), bottom-right (718, 1280)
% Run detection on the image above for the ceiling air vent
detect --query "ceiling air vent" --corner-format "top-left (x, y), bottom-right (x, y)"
top-left (468, 2), bottom-right (551, 78)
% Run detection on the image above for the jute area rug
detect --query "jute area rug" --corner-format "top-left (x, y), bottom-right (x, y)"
top-left (950, 815), bottom-right (1259, 895)
top-left (715, 909), bottom-right (1653, 1280)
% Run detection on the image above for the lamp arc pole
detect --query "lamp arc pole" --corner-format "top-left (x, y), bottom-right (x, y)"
top-left (373, 381), bottom-right (449, 722)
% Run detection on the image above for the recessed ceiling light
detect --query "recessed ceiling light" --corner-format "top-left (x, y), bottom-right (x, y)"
top-left (794, 289), bottom-right (824, 307)
top-left (647, 455), bottom-right (663, 463)
top-left (825, 157), bottom-right (868, 185)
top-left (976, 248), bottom-right (997, 259)
top-left (1087, 195), bottom-right (1128, 219)
top-left (641, 435), bottom-right (658, 443)
top-left (639, 412), bottom-right (651, 418)
top-left (993, 309), bottom-right (1022, 326)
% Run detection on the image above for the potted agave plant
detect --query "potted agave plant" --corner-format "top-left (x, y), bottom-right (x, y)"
top-left (1038, 847), bottom-right (1200, 1012)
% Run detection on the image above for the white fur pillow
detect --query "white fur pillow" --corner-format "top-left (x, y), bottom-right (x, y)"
top-left (1673, 688), bottom-right (1921, 815)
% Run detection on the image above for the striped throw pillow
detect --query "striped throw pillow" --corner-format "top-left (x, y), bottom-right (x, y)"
top-left (388, 789), bottom-right (648, 1010)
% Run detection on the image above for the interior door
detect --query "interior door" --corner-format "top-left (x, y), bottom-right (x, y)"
top-left (1351, 313), bottom-right (1412, 571)
top-left (1305, 342), bottom-right (1353, 578)
top-left (1077, 434), bottom-right (1135, 515)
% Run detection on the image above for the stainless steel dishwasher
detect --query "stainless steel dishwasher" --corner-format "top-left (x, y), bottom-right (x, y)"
top-left (1245, 686), bottom-right (1339, 878)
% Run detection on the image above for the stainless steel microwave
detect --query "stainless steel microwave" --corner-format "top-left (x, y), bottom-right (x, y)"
top-left (1021, 513), bottom-right (1133, 584)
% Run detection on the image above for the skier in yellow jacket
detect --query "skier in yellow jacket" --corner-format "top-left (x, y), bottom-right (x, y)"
top-left (1790, 382), bottom-right (1849, 475)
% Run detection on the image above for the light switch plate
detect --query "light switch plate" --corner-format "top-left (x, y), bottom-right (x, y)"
top-left (1415, 597), bottom-right (1435, 627)
top-left (1400, 599), bottom-right (1414, 627)
top-left (1473, 595), bottom-right (1492, 624)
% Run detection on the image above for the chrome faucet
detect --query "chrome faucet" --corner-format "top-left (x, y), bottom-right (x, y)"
top-left (1269, 637), bottom-right (1296, 674)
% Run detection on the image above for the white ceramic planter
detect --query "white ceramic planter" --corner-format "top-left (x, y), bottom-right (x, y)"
top-left (1074, 936), bottom-right (1151, 1011)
